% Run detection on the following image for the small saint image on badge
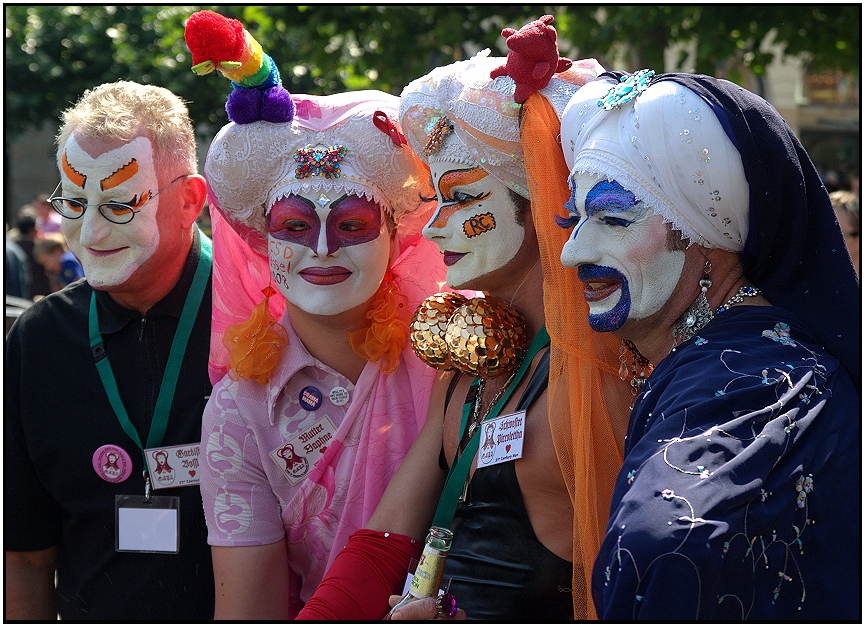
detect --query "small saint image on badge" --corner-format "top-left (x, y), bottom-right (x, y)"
top-left (276, 442), bottom-right (309, 480)
top-left (481, 422), bottom-right (496, 451)
top-left (480, 422), bottom-right (496, 464)
top-left (115, 494), bottom-right (180, 554)
top-left (150, 449), bottom-right (176, 487)
top-left (92, 444), bottom-right (133, 483)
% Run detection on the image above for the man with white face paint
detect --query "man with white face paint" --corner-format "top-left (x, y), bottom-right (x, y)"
top-left (296, 34), bottom-right (633, 620)
top-left (186, 10), bottom-right (448, 619)
top-left (59, 135), bottom-right (162, 290)
top-left (5, 81), bottom-right (215, 621)
top-left (422, 160), bottom-right (532, 292)
top-left (561, 176), bottom-right (686, 333)
top-left (558, 71), bottom-right (860, 620)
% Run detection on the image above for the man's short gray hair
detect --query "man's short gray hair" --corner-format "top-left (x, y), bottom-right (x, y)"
top-left (56, 81), bottom-right (198, 183)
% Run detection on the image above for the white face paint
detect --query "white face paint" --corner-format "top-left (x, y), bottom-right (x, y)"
top-left (266, 190), bottom-right (391, 316)
top-left (59, 134), bottom-right (161, 289)
top-left (559, 173), bottom-right (685, 333)
top-left (423, 160), bottom-right (525, 289)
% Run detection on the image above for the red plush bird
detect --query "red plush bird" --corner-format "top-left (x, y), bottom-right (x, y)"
top-left (489, 15), bottom-right (573, 104)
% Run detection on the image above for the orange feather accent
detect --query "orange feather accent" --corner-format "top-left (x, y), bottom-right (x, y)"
top-left (348, 278), bottom-right (409, 374)
top-left (223, 287), bottom-right (288, 385)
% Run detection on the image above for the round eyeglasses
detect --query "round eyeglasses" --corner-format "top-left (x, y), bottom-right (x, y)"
top-left (48, 174), bottom-right (190, 225)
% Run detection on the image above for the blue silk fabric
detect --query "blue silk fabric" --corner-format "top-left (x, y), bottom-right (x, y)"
top-left (592, 306), bottom-right (860, 620)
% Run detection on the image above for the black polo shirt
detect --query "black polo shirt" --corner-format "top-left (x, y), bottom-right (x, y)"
top-left (5, 230), bottom-right (215, 620)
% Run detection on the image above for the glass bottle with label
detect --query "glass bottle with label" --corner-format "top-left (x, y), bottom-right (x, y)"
top-left (386, 526), bottom-right (454, 618)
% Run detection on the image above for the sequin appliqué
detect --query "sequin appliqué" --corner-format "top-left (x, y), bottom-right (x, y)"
top-left (598, 69), bottom-right (655, 110)
top-left (762, 322), bottom-right (798, 347)
top-left (294, 145), bottom-right (348, 179)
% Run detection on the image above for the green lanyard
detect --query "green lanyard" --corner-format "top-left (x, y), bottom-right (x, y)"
top-left (431, 326), bottom-right (550, 529)
top-left (88, 232), bottom-right (212, 495)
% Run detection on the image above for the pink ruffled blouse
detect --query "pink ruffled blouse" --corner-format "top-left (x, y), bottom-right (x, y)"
top-left (200, 317), bottom-right (436, 614)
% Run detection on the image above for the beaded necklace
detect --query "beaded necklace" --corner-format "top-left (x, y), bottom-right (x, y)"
top-left (716, 285), bottom-right (762, 314)
top-left (672, 284), bottom-right (763, 354)
top-left (465, 370), bottom-right (518, 443)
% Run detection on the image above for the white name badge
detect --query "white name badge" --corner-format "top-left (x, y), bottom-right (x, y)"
top-left (144, 442), bottom-right (201, 489)
top-left (476, 410), bottom-right (526, 469)
top-left (115, 495), bottom-right (180, 554)
top-left (269, 415), bottom-right (338, 485)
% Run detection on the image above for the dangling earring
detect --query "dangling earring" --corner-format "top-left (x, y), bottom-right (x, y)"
top-left (223, 285), bottom-right (288, 385)
top-left (348, 269), bottom-right (410, 374)
top-left (410, 292), bottom-right (529, 379)
top-left (673, 259), bottom-right (714, 344)
top-left (619, 339), bottom-right (652, 396)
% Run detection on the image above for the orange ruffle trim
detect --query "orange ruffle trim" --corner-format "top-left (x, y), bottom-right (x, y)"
top-left (223, 288), bottom-right (288, 385)
top-left (348, 279), bottom-right (409, 374)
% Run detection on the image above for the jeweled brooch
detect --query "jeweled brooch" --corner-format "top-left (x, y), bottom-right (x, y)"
top-left (423, 116), bottom-right (453, 156)
top-left (598, 69), bottom-right (655, 110)
top-left (294, 144), bottom-right (348, 179)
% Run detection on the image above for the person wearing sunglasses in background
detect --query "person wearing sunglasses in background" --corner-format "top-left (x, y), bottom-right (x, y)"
top-left (5, 81), bottom-right (216, 621)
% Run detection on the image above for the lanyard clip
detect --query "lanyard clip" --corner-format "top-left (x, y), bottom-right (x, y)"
top-left (91, 342), bottom-right (107, 362)
top-left (143, 470), bottom-right (152, 502)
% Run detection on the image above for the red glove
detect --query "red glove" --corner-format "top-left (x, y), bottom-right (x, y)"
top-left (296, 528), bottom-right (421, 620)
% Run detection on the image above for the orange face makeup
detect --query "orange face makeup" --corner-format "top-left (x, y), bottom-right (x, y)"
top-left (424, 160), bottom-right (525, 289)
top-left (427, 168), bottom-right (491, 229)
top-left (62, 152), bottom-right (87, 189)
top-left (463, 212), bottom-right (496, 238)
top-left (100, 158), bottom-right (139, 191)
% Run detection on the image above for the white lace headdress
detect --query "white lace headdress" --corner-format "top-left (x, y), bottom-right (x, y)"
top-left (399, 50), bottom-right (600, 200)
top-left (561, 74), bottom-right (749, 250)
top-left (206, 90), bottom-right (434, 240)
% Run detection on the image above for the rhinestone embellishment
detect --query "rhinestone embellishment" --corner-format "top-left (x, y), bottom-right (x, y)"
top-left (294, 144), bottom-right (348, 179)
top-left (424, 116), bottom-right (454, 156)
top-left (598, 69), bottom-right (655, 110)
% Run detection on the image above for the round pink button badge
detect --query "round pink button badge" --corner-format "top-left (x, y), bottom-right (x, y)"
top-left (92, 444), bottom-right (133, 483)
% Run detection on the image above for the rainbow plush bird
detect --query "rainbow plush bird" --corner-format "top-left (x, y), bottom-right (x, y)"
top-left (184, 10), bottom-right (294, 124)
top-left (489, 15), bottom-right (573, 104)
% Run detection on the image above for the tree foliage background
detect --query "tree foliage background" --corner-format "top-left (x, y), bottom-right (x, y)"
top-left (5, 4), bottom-right (860, 141)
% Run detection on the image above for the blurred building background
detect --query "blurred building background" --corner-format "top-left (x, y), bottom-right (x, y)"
top-left (5, 5), bottom-right (860, 225)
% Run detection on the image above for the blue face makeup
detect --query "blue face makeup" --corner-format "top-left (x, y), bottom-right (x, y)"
top-left (557, 178), bottom-right (639, 230)
top-left (556, 183), bottom-right (580, 229)
top-left (565, 181), bottom-right (640, 332)
top-left (585, 179), bottom-right (639, 221)
top-left (578, 263), bottom-right (631, 332)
